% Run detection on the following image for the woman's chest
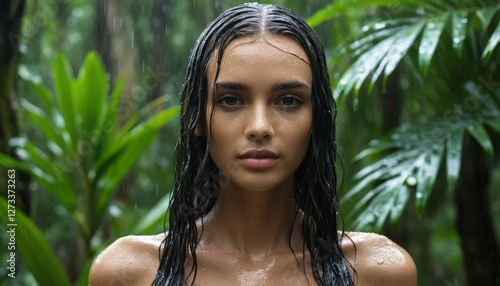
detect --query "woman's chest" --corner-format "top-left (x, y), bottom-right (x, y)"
top-left (188, 251), bottom-right (318, 286)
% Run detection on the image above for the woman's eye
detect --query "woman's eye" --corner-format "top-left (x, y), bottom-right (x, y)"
top-left (277, 95), bottom-right (302, 107)
top-left (217, 95), bottom-right (242, 106)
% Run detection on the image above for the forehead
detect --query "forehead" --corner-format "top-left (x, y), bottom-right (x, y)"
top-left (207, 34), bottom-right (311, 85)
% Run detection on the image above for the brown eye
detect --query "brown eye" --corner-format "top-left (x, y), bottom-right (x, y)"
top-left (217, 94), bottom-right (242, 107)
top-left (277, 95), bottom-right (302, 107)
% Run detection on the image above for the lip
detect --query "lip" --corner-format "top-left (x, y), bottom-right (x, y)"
top-left (238, 149), bottom-right (279, 169)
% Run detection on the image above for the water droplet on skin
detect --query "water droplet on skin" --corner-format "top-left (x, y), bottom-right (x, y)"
top-left (377, 258), bottom-right (385, 265)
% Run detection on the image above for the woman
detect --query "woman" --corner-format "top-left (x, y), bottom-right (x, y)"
top-left (89, 3), bottom-right (416, 285)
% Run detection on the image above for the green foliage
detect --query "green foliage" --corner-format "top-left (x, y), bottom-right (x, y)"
top-left (0, 197), bottom-right (71, 286)
top-left (0, 52), bottom-right (179, 284)
top-left (310, 0), bottom-right (500, 231)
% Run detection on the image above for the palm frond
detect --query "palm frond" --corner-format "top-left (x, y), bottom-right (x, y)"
top-left (309, 1), bottom-right (500, 104)
top-left (344, 115), bottom-right (499, 231)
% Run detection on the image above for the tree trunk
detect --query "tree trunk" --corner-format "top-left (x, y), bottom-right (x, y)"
top-left (149, 0), bottom-right (169, 102)
top-left (455, 133), bottom-right (500, 286)
top-left (93, 0), bottom-right (137, 199)
top-left (0, 0), bottom-right (30, 215)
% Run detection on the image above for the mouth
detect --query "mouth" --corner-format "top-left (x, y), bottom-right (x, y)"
top-left (238, 149), bottom-right (279, 169)
top-left (238, 149), bottom-right (279, 159)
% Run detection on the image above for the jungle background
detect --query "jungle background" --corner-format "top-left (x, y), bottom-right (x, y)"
top-left (1, 0), bottom-right (499, 285)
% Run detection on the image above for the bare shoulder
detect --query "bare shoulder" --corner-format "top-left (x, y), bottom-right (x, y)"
top-left (89, 233), bottom-right (165, 286)
top-left (341, 232), bottom-right (417, 286)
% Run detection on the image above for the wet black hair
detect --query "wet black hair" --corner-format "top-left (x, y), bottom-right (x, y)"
top-left (153, 3), bottom-right (354, 285)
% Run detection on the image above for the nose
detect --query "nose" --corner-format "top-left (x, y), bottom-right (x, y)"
top-left (244, 104), bottom-right (274, 141)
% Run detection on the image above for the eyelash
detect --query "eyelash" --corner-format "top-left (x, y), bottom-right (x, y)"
top-left (216, 94), bottom-right (304, 108)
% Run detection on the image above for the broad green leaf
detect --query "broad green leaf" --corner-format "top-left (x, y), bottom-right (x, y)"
top-left (74, 52), bottom-right (107, 137)
top-left (366, 21), bottom-right (425, 92)
top-left (373, 191), bottom-right (394, 231)
top-left (53, 54), bottom-right (77, 145)
top-left (467, 123), bottom-right (494, 155)
top-left (133, 193), bottom-right (171, 235)
top-left (451, 10), bottom-right (469, 56)
top-left (95, 131), bottom-right (157, 229)
top-left (94, 106), bottom-right (180, 228)
top-left (482, 21), bottom-right (500, 60)
top-left (346, 155), bottom-right (415, 203)
top-left (354, 148), bottom-right (420, 180)
top-left (31, 82), bottom-right (55, 116)
top-left (415, 144), bottom-right (444, 214)
top-left (476, 6), bottom-right (499, 30)
top-left (23, 144), bottom-right (77, 210)
top-left (446, 128), bottom-right (464, 192)
top-left (351, 179), bottom-right (398, 214)
top-left (91, 76), bottom-right (124, 169)
top-left (335, 36), bottom-right (396, 101)
top-left (22, 99), bottom-right (67, 150)
top-left (383, 22), bottom-right (426, 80)
top-left (390, 185), bottom-right (410, 223)
top-left (0, 197), bottom-right (71, 286)
top-left (0, 154), bottom-right (31, 173)
top-left (485, 119), bottom-right (500, 133)
top-left (418, 14), bottom-right (448, 76)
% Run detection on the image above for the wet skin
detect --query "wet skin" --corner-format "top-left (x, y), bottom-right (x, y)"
top-left (89, 35), bottom-right (417, 286)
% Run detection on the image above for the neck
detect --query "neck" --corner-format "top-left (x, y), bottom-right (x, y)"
top-left (200, 182), bottom-right (301, 259)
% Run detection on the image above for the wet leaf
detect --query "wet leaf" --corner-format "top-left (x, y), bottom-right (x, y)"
top-left (418, 14), bottom-right (448, 76)
top-left (467, 123), bottom-right (494, 155)
top-left (0, 197), bottom-right (71, 286)
top-left (446, 128), bottom-right (464, 192)
top-left (73, 52), bottom-right (107, 138)
top-left (415, 144), bottom-right (445, 215)
top-left (451, 10), bottom-right (469, 56)
top-left (53, 54), bottom-right (77, 146)
top-left (133, 194), bottom-right (171, 235)
top-left (382, 22), bottom-right (425, 80)
top-left (482, 21), bottom-right (500, 60)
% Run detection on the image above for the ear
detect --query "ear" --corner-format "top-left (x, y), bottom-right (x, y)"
top-left (194, 125), bottom-right (203, 137)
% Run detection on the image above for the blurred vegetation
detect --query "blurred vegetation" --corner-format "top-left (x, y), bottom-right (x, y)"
top-left (0, 0), bottom-right (498, 285)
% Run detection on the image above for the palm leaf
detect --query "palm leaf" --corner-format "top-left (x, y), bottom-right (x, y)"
top-left (482, 21), bottom-right (500, 59)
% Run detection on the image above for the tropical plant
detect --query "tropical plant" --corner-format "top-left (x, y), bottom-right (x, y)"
top-left (308, 0), bottom-right (500, 285)
top-left (0, 52), bottom-right (179, 285)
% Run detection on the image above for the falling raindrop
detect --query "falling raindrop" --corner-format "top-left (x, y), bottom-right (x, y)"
top-left (131, 30), bottom-right (135, 49)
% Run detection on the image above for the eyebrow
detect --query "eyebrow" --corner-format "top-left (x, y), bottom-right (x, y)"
top-left (214, 80), bottom-right (310, 92)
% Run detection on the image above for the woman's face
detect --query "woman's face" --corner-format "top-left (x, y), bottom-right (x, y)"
top-left (205, 34), bottom-right (313, 192)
